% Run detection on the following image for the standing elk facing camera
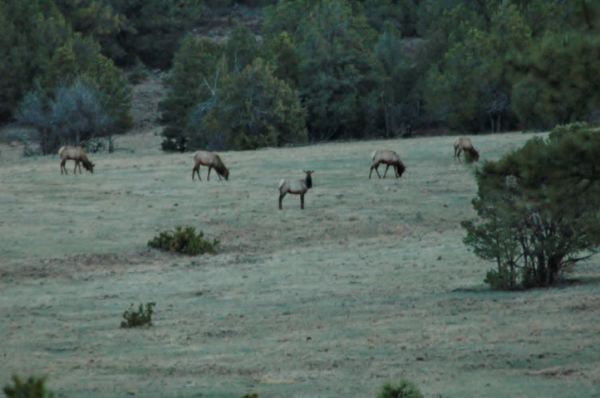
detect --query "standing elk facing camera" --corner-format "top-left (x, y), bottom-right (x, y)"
top-left (453, 137), bottom-right (480, 162)
top-left (369, 150), bottom-right (405, 179)
top-left (58, 146), bottom-right (95, 174)
top-left (192, 150), bottom-right (229, 181)
top-left (278, 170), bottom-right (314, 210)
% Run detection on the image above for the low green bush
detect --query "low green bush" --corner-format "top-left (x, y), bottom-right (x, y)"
top-left (120, 302), bottom-right (155, 328)
top-left (148, 226), bottom-right (219, 256)
top-left (378, 380), bottom-right (423, 398)
top-left (3, 375), bottom-right (54, 398)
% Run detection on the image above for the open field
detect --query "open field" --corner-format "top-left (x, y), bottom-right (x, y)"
top-left (1, 132), bottom-right (599, 398)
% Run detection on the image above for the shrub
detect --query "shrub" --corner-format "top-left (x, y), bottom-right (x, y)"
top-left (148, 226), bottom-right (219, 256)
top-left (378, 380), bottom-right (423, 398)
top-left (18, 80), bottom-right (114, 154)
top-left (3, 375), bottom-right (54, 398)
top-left (462, 122), bottom-right (600, 289)
top-left (121, 302), bottom-right (155, 328)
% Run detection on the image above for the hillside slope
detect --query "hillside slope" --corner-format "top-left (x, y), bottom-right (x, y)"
top-left (0, 133), bottom-right (598, 398)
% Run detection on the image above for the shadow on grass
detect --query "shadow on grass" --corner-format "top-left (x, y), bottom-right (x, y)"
top-left (450, 275), bottom-right (600, 296)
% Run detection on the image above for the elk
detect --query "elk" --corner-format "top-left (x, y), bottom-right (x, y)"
top-left (192, 150), bottom-right (229, 181)
top-left (278, 170), bottom-right (314, 210)
top-left (453, 137), bottom-right (480, 162)
top-left (58, 146), bottom-right (95, 174)
top-left (369, 150), bottom-right (405, 179)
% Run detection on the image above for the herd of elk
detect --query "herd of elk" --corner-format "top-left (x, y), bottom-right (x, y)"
top-left (57, 137), bottom-right (479, 210)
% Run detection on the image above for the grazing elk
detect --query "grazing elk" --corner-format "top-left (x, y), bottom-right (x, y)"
top-left (453, 137), bottom-right (480, 162)
top-left (278, 170), bottom-right (314, 210)
top-left (192, 150), bottom-right (229, 181)
top-left (369, 150), bottom-right (406, 179)
top-left (58, 146), bottom-right (95, 175)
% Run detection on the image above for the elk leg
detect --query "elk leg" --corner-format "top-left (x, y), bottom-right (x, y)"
top-left (300, 194), bottom-right (305, 210)
top-left (61, 159), bottom-right (67, 175)
top-left (195, 166), bottom-right (201, 180)
top-left (371, 163), bottom-right (382, 178)
top-left (383, 164), bottom-right (390, 178)
top-left (279, 192), bottom-right (286, 210)
top-left (192, 166), bottom-right (197, 180)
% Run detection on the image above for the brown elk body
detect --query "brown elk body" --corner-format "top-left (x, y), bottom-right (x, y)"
top-left (278, 170), bottom-right (314, 210)
top-left (58, 146), bottom-right (95, 174)
top-left (369, 150), bottom-right (405, 179)
top-left (192, 151), bottom-right (229, 181)
top-left (453, 137), bottom-right (480, 162)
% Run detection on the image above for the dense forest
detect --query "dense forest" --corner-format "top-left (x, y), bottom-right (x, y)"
top-left (1, 0), bottom-right (599, 153)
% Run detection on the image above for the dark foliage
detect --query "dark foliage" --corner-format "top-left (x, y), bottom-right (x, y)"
top-left (3, 375), bottom-right (54, 398)
top-left (462, 123), bottom-right (600, 289)
top-left (148, 226), bottom-right (219, 255)
top-left (377, 380), bottom-right (423, 398)
top-left (121, 302), bottom-right (155, 328)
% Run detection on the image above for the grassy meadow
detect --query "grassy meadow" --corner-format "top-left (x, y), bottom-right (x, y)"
top-left (0, 132), bottom-right (599, 398)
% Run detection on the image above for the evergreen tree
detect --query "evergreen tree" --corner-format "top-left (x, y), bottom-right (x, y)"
top-left (296, 0), bottom-right (380, 141)
top-left (224, 25), bottom-right (259, 73)
top-left (463, 123), bottom-right (600, 289)
top-left (423, 2), bottom-right (530, 132)
top-left (374, 23), bottom-right (425, 136)
top-left (195, 58), bottom-right (307, 150)
top-left (511, 32), bottom-right (600, 129)
top-left (159, 35), bottom-right (223, 151)
top-left (0, 0), bottom-right (73, 121)
top-left (107, 0), bottom-right (203, 68)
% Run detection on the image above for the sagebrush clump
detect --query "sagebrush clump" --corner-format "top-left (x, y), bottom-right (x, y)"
top-left (377, 380), bottom-right (423, 398)
top-left (120, 302), bottom-right (155, 328)
top-left (148, 226), bottom-right (218, 256)
top-left (3, 375), bottom-right (54, 398)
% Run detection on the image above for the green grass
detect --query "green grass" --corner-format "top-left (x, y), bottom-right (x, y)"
top-left (1, 132), bottom-right (599, 397)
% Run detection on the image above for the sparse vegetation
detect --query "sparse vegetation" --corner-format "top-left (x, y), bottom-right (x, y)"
top-left (3, 375), bottom-right (54, 398)
top-left (377, 380), bottom-right (423, 398)
top-left (120, 302), bottom-right (155, 328)
top-left (148, 226), bottom-right (219, 256)
top-left (1, 132), bottom-right (599, 397)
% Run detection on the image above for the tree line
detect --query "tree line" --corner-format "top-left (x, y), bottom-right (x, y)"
top-left (1, 0), bottom-right (599, 153)
top-left (160, 0), bottom-right (600, 151)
